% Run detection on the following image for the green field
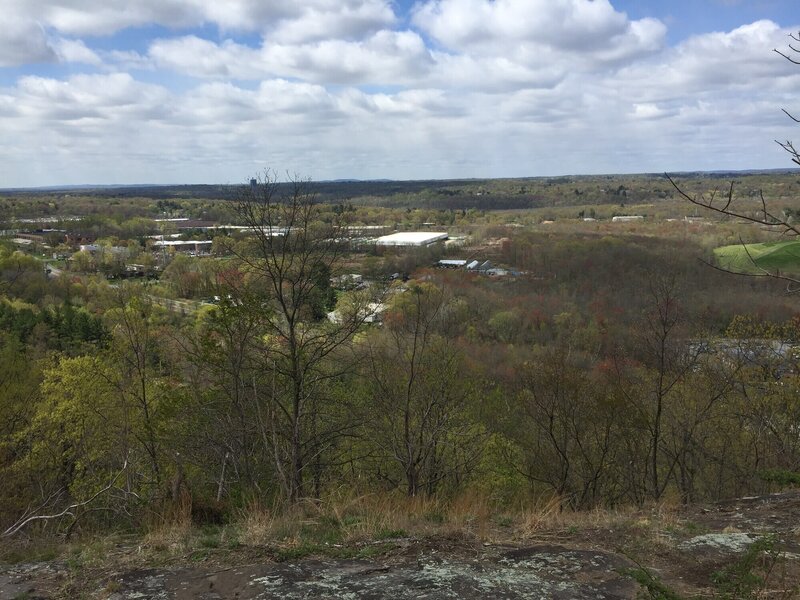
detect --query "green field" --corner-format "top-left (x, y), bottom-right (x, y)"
top-left (714, 240), bottom-right (800, 273)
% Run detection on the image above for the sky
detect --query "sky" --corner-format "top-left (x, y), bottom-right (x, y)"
top-left (0, 0), bottom-right (799, 187)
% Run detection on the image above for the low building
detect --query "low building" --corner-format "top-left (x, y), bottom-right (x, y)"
top-left (79, 244), bottom-right (130, 256)
top-left (16, 229), bottom-right (64, 244)
top-left (375, 232), bottom-right (448, 247)
top-left (612, 216), bottom-right (645, 222)
top-left (438, 259), bottom-right (467, 268)
top-left (155, 218), bottom-right (217, 229)
top-left (64, 232), bottom-right (97, 247)
top-left (152, 240), bottom-right (213, 254)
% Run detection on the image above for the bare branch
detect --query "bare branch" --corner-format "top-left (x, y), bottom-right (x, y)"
top-left (774, 48), bottom-right (800, 65)
top-left (782, 108), bottom-right (800, 123)
top-left (665, 173), bottom-right (800, 238)
top-left (776, 140), bottom-right (800, 166)
top-left (2, 459), bottom-right (129, 538)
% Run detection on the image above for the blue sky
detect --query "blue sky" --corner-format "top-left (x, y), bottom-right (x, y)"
top-left (0, 0), bottom-right (798, 186)
top-left (615, 0), bottom-right (799, 41)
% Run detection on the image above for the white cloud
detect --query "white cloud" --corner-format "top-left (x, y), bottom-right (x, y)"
top-left (0, 0), bottom-right (395, 36)
top-left (148, 31), bottom-right (434, 85)
top-left (12, 73), bottom-right (171, 122)
top-left (148, 36), bottom-right (256, 79)
top-left (631, 103), bottom-right (672, 120)
top-left (266, 2), bottom-right (396, 43)
top-left (0, 16), bottom-right (56, 67)
top-left (52, 38), bottom-right (103, 65)
top-left (1, 1), bottom-right (800, 186)
top-left (145, 31), bottom-right (565, 92)
top-left (412, 0), bottom-right (666, 64)
top-left (614, 20), bottom-right (799, 104)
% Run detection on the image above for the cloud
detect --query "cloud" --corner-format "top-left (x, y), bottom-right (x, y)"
top-left (52, 38), bottom-right (103, 65)
top-left (144, 30), bottom-right (567, 92)
top-left (0, 21), bottom-right (102, 69)
top-left (0, 16), bottom-right (57, 67)
top-left (614, 20), bottom-right (799, 103)
top-left (265, 1), bottom-right (396, 43)
top-left (0, 0), bottom-right (395, 36)
top-left (412, 0), bottom-right (666, 64)
top-left (12, 73), bottom-right (170, 125)
top-left (147, 31), bottom-right (434, 85)
top-left (631, 103), bottom-right (674, 120)
top-left (1, 1), bottom-right (800, 186)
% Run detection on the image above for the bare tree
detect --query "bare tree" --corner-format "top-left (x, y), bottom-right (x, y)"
top-left (105, 289), bottom-right (163, 488)
top-left (364, 282), bottom-right (481, 497)
top-left (231, 171), bottom-right (379, 503)
top-left (179, 288), bottom-right (267, 499)
top-left (515, 346), bottom-right (622, 509)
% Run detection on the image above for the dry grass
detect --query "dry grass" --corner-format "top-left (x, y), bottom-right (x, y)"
top-left (236, 500), bottom-right (275, 546)
top-left (141, 491), bottom-right (194, 554)
top-left (13, 490), bottom-right (692, 567)
top-left (142, 520), bottom-right (193, 554)
top-left (230, 489), bottom-right (643, 551)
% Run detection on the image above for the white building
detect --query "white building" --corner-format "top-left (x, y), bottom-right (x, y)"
top-left (375, 232), bottom-right (448, 247)
top-left (152, 240), bottom-right (213, 253)
top-left (438, 259), bottom-right (467, 268)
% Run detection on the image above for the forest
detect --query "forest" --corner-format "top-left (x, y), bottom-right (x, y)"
top-left (2, 170), bottom-right (800, 555)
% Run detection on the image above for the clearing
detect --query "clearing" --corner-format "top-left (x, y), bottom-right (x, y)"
top-left (714, 239), bottom-right (800, 273)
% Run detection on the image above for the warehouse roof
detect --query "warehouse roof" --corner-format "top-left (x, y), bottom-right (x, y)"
top-left (375, 232), bottom-right (448, 246)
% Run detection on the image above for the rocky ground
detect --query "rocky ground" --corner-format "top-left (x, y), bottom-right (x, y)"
top-left (3, 491), bottom-right (800, 599)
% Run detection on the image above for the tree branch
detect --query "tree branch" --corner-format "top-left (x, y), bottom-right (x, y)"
top-left (2, 459), bottom-right (129, 538)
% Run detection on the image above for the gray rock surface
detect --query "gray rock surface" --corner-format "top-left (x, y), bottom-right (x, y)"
top-left (105, 545), bottom-right (636, 600)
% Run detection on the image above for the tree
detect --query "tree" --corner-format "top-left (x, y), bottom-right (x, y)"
top-left (70, 249), bottom-right (95, 273)
top-left (230, 171), bottom-right (379, 502)
top-left (0, 333), bottom-right (41, 525)
top-left (103, 289), bottom-right (169, 490)
top-left (363, 282), bottom-right (481, 496)
top-left (180, 291), bottom-right (269, 500)
top-left (514, 346), bottom-right (623, 509)
top-left (162, 253), bottom-right (201, 298)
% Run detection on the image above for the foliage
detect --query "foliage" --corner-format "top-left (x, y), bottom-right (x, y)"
top-left (711, 536), bottom-right (786, 600)
top-left (758, 469), bottom-right (800, 487)
top-left (5, 172), bottom-right (800, 538)
top-left (623, 566), bottom-right (684, 600)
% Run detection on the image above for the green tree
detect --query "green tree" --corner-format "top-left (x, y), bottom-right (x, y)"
top-left (103, 291), bottom-right (170, 489)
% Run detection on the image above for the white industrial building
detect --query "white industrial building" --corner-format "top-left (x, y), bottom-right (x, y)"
top-left (375, 232), bottom-right (448, 247)
top-left (152, 240), bottom-right (213, 253)
top-left (438, 259), bottom-right (468, 268)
